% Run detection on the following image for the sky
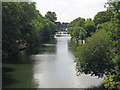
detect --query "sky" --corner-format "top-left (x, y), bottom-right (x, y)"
top-left (34, 0), bottom-right (107, 23)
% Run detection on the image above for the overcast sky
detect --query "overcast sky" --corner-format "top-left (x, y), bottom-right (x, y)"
top-left (34, 0), bottom-right (107, 23)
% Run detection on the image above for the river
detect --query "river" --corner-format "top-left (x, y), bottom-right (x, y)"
top-left (3, 33), bottom-right (103, 88)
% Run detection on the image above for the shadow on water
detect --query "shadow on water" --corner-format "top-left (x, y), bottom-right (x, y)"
top-left (2, 63), bottom-right (38, 88)
top-left (2, 39), bottom-right (57, 88)
top-left (85, 85), bottom-right (106, 90)
top-left (2, 67), bottom-right (18, 88)
top-left (27, 45), bottom-right (56, 55)
top-left (27, 39), bottom-right (57, 55)
top-left (2, 49), bottom-right (38, 88)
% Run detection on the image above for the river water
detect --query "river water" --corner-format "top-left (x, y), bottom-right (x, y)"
top-left (3, 34), bottom-right (103, 88)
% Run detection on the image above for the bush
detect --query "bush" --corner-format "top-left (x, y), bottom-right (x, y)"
top-left (75, 29), bottom-right (112, 77)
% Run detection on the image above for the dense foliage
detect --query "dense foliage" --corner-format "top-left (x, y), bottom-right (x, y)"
top-left (2, 2), bottom-right (56, 62)
top-left (93, 11), bottom-right (114, 26)
top-left (102, 12), bottom-right (120, 89)
top-left (68, 17), bottom-right (85, 40)
top-left (68, 0), bottom-right (120, 89)
top-left (72, 27), bottom-right (86, 44)
top-left (75, 30), bottom-right (112, 77)
top-left (84, 19), bottom-right (96, 37)
top-left (68, 17), bottom-right (95, 44)
top-left (45, 11), bottom-right (57, 22)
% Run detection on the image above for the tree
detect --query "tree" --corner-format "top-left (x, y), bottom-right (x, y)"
top-left (75, 17), bottom-right (85, 27)
top-left (72, 27), bottom-right (87, 44)
top-left (103, 12), bottom-right (120, 89)
top-left (79, 27), bottom-right (87, 42)
top-left (2, 2), bottom-right (57, 62)
top-left (45, 11), bottom-right (57, 22)
top-left (68, 17), bottom-right (85, 39)
top-left (84, 19), bottom-right (96, 37)
top-left (93, 11), bottom-right (114, 26)
top-left (2, 2), bottom-right (22, 62)
top-left (105, 0), bottom-right (120, 13)
top-left (67, 27), bottom-right (74, 37)
top-left (72, 27), bottom-right (80, 44)
top-left (75, 30), bottom-right (112, 77)
top-left (68, 17), bottom-right (85, 28)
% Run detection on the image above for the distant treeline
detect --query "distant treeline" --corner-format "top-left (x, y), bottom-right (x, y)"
top-left (2, 2), bottom-right (57, 62)
top-left (56, 22), bottom-right (68, 31)
top-left (68, 0), bottom-right (120, 89)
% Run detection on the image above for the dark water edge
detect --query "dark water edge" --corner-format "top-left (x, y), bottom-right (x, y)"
top-left (2, 39), bottom-right (57, 88)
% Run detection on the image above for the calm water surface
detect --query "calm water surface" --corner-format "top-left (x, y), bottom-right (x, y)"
top-left (3, 34), bottom-right (103, 88)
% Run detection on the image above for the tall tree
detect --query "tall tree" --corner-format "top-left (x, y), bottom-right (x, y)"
top-left (105, 0), bottom-right (120, 13)
top-left (45, 11), bottom-right (57, 22)
top-left (84, 19), bottom-right (96, 37)
top-left (93, 11), bottom-right (114, 26)
top-left (2, 2), bottom-right (57, 62)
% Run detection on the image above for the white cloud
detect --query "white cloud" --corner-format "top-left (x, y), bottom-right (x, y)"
top-left (34, 0), bottom-right (107, 23)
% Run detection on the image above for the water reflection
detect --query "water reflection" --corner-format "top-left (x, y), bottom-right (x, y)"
top-left (2, 64), bottom-right (38, 88)
top-left (32, 34), bottom-right (103, 88)
top-left (2, 39), bottom-right (57, 88)
top-left (28, 39), bottom-right (57, 55)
